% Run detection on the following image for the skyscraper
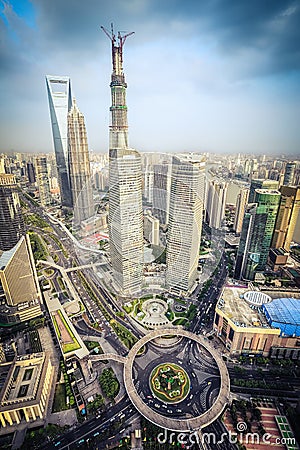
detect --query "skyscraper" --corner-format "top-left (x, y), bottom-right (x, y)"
top-left (0, 174), bottom-right (25, 251)
top-left (234, 189), bottom-right (281, 280)
top-left (166, 154), bottom-right (204, 294)
top-left (109, 148), bottom-right (143, 294)
top-left (26, 162), bottom-right (36, 184)
top-left (35, 157), bottom-right (51, 206)
top-left (206, 180), bottom-right (228, 229)
top-left (234, 188), bottom-right (249, 234)
top-left (248, 179), bottom-right (279, 203)
top-left (68, 99), bottom-right (94, 226)
top-left (0, 235), bottom-right (42, 324)
top-left (46, 75), bottom-right (73, 207)
top-left (152, 162), bottom-right (171, 226)
top-left (283, 162), bottom-right (296, 186)
top-left (102, 24), bottom-right (143, 295)
top-left (271, 186), bottom-right (300, 251)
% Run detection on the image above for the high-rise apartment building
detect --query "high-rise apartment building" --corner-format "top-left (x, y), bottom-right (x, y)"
top-left (248, 179), bottom-right (279, 203)
top-left (166, 154), bottom-right (204, 294)
top-left (0, 174), bottom-right (25, 251)
top-left (103, 25), bottom-right (143, 295)
top-left (234, 189), bottom-right (281, 280)
top-left (0, 235), bottom-right (42, 323)
top-left (206, 180), bottom-right (228, 229)
top-left (271, 186), bottom-right (300, 251)
top-left (234, 188), bottom-right (249, 234)
top-left (46, 75), bottom-right (73, 207)
top-left (35, 157), bottom-right (51, 206)
top-left (283, 162), bottom-right (296, 186)
top-left (68, 99), bottom-right (94, 226)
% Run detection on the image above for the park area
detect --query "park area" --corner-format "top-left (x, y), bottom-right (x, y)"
top-left (150, 363), bottom-right (190, 403)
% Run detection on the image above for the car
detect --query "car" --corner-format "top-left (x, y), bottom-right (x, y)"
top-left (154, 403), bottom-right (160, 408)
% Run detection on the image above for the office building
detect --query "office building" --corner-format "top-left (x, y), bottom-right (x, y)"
top-left (68, 99), bottom-right (94, 226)
top-left (0, 235), bottom-right (42, 324)
top-left (234, 188), bottom-right (249, 234)
top-left (109, 149), bottom-right (143, 294)
top-left (103, 25), bottom-right (143, 295)
top-left (271, 186), bottom-right (300, 251)
top-left (152, 162), bottom-right (171, 226)
top-left (234, 189), bottom-right (280, 280)
top-left (144, 210), bottom-right (159, 246)
top-left (26, 162), bottom-right (36, 183)
top-left (283, 162), bottom-right (296, 186)
top-left (166, 154), bottom-right (204, 294)
top-left (35, 157), bottom-right (51, 206)
top-left (0, 174), bottom-right (25, 251)
top-left (46, 75), bottom-right (72, 207)
top-left (206, 180), bottom-right (228, 229)
top-left (248, 179), bottom-right (279, 203)
top-left (0, 353), bottom-right (54, 428)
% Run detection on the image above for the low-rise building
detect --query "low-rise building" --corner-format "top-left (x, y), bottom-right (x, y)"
top-left (214, 284), bottom-right (300, 359)
top-left (0, 352), bottom-right (54, 428)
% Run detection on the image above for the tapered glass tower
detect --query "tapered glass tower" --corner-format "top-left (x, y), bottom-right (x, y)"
top-left (46, 75), bottom-right (73, 207)
top-left (102, 24), bottom-right (143, 295)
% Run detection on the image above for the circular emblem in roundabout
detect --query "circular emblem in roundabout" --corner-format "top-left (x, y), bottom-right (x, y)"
top-left (150, 363), bottom-right (190, 403)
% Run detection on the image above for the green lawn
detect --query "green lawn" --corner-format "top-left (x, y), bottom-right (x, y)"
top-left (52, 383), bottom-right (70, 412)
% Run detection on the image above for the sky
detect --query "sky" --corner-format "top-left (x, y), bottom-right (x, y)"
top-left (0, 0), bottom-right (300, 155)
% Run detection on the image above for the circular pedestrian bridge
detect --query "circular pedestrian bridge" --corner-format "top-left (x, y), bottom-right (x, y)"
top-left (122, 327), bottom-right (230, 432)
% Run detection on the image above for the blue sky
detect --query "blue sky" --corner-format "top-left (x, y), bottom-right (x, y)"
top-left (0, 0), bottom-right (300, 155)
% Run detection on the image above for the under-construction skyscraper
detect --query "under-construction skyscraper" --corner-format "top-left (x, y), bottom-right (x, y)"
top-left (102, 24), bottom-right (144, 295)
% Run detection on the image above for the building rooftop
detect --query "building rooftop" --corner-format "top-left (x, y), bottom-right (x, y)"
top-left (263, 298), bottom-right (300, 327)
top-left (217, 285), bottom-right (271, 329)
top-left (0, 240), bottom-right (20, 270)
top-left (0, 353), bottom-right (46, 408)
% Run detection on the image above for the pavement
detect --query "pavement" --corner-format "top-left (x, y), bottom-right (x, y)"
top-left (48, 410), bottom-right (78, 427)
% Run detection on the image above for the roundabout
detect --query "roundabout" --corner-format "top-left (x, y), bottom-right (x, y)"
top-left (123, 327), bottom-right (230, 432)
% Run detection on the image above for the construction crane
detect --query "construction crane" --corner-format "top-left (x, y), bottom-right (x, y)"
top-left (101, 23), bottom-right (134, 69)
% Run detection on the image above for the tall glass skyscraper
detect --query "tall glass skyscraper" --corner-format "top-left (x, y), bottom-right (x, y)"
top-left (234, 189), bottom-right (281, 280)
top-left (46, 75), bottom-right (73, 207)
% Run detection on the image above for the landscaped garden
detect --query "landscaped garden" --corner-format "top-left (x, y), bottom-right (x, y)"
top-left (150, 363), bottom-right (190, 403)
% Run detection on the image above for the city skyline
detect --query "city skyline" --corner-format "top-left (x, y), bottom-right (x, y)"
top-left (0, 0), bottom-right (300, 155)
